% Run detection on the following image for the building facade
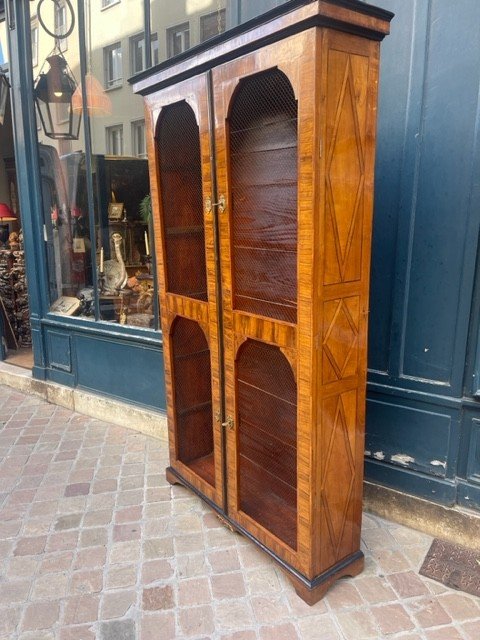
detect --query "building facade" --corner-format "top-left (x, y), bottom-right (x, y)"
top-left (1, 0), bottom-right (480, 521)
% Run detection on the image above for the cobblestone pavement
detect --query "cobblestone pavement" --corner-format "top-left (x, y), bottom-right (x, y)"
top-left (0, 384), bottom-right (479, 640)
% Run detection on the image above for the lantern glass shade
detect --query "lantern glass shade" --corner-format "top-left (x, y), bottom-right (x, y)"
top-left (71, 72), bottom-right (112, 116)
top-left (0, 203), bottom-right (16, 222)
top-left (0, 72), bottom-right (9, 126)
top-left (33, 53), bottom-right (81, 140)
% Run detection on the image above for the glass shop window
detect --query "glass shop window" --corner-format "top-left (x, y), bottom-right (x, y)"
top-left (28, 0), bottom-right (295, 329)
top-left (30, 0), bottom-right (158, 330)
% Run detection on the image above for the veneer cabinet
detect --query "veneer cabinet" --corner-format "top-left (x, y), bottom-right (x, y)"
top-left (133, 0), bottom-right (392, 604)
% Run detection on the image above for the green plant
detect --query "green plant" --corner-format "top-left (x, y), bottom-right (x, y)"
top-left (139, 194), bottom-right (152, 223)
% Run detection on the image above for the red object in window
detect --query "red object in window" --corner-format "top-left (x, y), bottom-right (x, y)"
top-left (0, 203), bottom-right (16, 221)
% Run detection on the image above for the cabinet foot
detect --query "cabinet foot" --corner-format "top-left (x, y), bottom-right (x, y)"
top-left (166, 467), bottom-right (184, 486)
top-left (290, 553), bottom-right (364, 605)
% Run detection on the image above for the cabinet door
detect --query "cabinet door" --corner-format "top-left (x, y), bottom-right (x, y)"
top-left (213, 31), bottom-right (317, 572)
top-left (146, 75), bottom-right (224, 508)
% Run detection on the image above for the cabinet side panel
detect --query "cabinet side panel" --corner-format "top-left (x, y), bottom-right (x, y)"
top-left (315, 31), bottom-right (380, 575)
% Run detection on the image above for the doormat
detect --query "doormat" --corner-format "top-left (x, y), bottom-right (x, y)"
top-left (419, 538), bottom-right (480, 598)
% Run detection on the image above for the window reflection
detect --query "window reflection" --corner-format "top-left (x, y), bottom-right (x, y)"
top-left (29, 0), bottom-right (293, 327)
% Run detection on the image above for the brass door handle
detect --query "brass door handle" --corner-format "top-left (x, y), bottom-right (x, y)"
top-left (205, 195), bottom-right (226, 214)
top-left (222, 416), bottom-right (234, 431)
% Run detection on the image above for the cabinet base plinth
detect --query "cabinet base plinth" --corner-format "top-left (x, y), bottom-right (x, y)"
top-left (291, 553), bottom-right (365, 605)
top-left (165, 466), bottom-right (364, 604)
top-left (166, 467), bottom-right (182, 486)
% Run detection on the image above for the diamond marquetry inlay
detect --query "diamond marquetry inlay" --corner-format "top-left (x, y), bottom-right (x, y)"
top-left (324, 51), bottom-right (368, 285)
top-left (322, 392), bottom-right (356, 560)
top-left (323, 297), bottom-right (359, 383)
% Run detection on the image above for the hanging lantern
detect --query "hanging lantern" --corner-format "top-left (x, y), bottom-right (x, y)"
top-left (33, 52), bottom-right (81, 140)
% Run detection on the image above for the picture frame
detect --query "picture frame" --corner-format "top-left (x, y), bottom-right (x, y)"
top-left (108, 202), bottom-right (124, 220)
top-left (50, 296), bottom-right (81, 316)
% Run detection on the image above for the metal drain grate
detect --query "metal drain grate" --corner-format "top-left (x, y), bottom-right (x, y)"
top-left (419, 538), bottom-right (480, 598)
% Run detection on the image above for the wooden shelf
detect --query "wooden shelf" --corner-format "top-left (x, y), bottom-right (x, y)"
top-left (187, 453), bottom-right (215, 487)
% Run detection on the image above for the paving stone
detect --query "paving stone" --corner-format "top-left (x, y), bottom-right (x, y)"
top-left (372, 603), bottom-right (415, 635)
top-left (115, 505), bottom-right (142, 523)
top-left (100, 619), bottom-right (136, 640)
top-left (408, 597), bottom-right (452, 628)
top-left (460, 620), bottom-right (480, 639)
top-left (0, 606), bottom-right (21, 635)
top-left (113, 523), bottom-right (142, 543)
top-left (425, 627), bottom-right (464, 640)
top-left (31, 572), bottom-right (68, 600)
top-left (142, 558), bottom-right (174, 584)
top-left (64, 483), bottom-right (90, 497)
top-left (55, 513), bottom-right (82, 531)
top-left (143, 585), bottom-right (175, 610)
top-left (387, 570), bottom-right (430, 598)
top-left (21, 601), bottom-right (61, 630)
top-left (141, 612), bottom-right (176, 640)
top-left (259, 622), bottom-right (300, 640)
top-left (14, 535), bottom-right (47, 556)
top-left (215, 600), bottom-right (254, 630)
top-left (79, 527), bottom-right (109, 548)
top-left (325, 581), bottom-right (363, 609)
top-left (101, 590), bottom-right (136, 619)
top-left (437, 593), bottom-right (480, 620)
top-left (58, 625), bottom-right (96, 639)
top-left (70, 569), bottom-right (104, 595)
top-left (211, 572), bottom-right (247, 600)
top-left (178, 576), bottom-right (211, 606)
top-left (336, 609), bottom-right (379, 639)
top-left (144, 537), bottom-right (174, 560)
top-left (297, 615), bottom-right (342, 640)
top-left (179, 604), bottom-right (215, 636)
top-left (106, 563), bottom-right (137, 589)
top-left (63, 594), bottom-right (99, 624)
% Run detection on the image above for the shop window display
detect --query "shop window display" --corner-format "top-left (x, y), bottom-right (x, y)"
top-left (29, 0), bottom-right (293, 329)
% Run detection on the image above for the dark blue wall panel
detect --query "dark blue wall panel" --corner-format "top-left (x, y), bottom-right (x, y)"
top-left (75, 333), bottom-right (165, 410)
top-left (366, 396), bottom-right (452, 478)
top-left (402, 1), bottom-right (480, 385)
top-left (75, 335), bottom-right (165, 409)
top-left (367, 0), bottom-right (480, 510)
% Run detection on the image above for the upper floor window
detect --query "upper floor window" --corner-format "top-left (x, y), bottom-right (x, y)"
top-left (132, 120), bottom-right (146, 159)
top-left (31, 23), bottom-right (39, 67)
top-left (200, 9), bottom-right (226, 43)
top-left (152, 32), bottom-right (159, 67)
top-left (104, 43), bottom-right (123, 89)
top-left (166, 22), bottom-right (190, 59)
top-left (106, 125), bottom-right (124, 156)
top-left (130, 33), bottom-right (145, 75)
top-left (54, 1), bottom-right (68, 52)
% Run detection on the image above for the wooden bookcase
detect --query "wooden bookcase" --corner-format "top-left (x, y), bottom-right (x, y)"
top-left (133, 0), bottom-right (392, 604)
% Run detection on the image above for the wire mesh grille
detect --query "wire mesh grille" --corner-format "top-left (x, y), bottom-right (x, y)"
top-left (229, 69), bottom-right (298, 323)
top-left (236, 339), bottom-right (297, 549)
top-left (171, 317), bottom-right (215, 487)
top-left (157, 101), bottom-right (208, 301)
